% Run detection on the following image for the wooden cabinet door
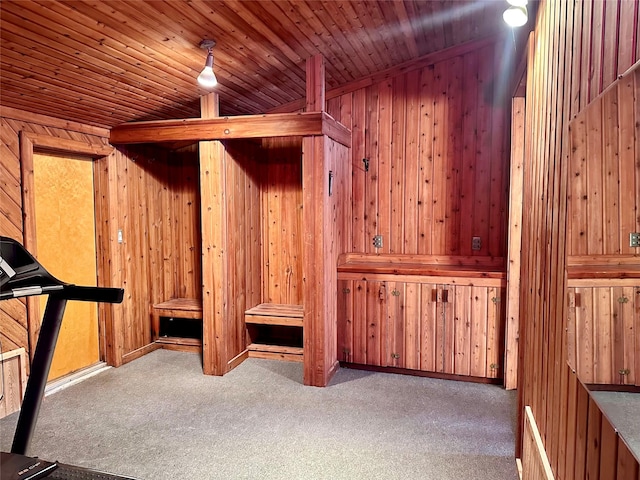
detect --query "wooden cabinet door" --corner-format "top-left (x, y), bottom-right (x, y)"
top-left (568, 286), bottom-right (639, 386)
top-left (338, 279), bottom-right (388, 366)
top-left (337, 279), bottom-right (506, 380)
top-left (448, 285), bottom-right (504, 378)
top-left (337, 279), bottom-right (354, 363)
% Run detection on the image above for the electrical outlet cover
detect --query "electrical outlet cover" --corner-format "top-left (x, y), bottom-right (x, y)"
top-left (630, 232), bottom-right (640, 247)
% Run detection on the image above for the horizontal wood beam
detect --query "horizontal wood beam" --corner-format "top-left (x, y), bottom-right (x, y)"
top-left (23, 132), bottom-right (113, 157)
top-left (110, 112), bottom-right (351, 147)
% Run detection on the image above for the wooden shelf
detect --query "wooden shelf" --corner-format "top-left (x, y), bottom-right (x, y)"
top-left (245, 304), bottom-right (304, 363)
top-left (247, 343), bottom-right (303, 362)
top-left (245, 303), bottom-right (304, 327)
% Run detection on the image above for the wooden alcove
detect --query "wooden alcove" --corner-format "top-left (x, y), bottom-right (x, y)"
top-left (110, 56), bottom-right (351, 387)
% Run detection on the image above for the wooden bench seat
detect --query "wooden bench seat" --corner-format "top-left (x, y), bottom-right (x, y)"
top-left (151, 298), bottom-right (203, 350)
top-left (244, 303), bottom-right (304, 327)
top-left (244, 303), bottom-right (304, 362)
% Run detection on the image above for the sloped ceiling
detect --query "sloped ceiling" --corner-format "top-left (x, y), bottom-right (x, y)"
top-left (0, 0), bottom-right (514, 128)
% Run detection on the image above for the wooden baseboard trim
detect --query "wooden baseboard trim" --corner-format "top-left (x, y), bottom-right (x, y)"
top-left (339, 362), bottom-right (503, 385)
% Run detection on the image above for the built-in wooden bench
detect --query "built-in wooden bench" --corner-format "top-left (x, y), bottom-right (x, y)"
top-left (245, 303), bottom-right (304, 362)
top-left (151, 298), bottom-right (203, 352)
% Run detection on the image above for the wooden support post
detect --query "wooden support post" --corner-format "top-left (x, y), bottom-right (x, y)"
top-left (505, 96), bottom-right (525, 390)
top-left (306, 54), bottom-right (325, 112)
top-left (199, 93), bottom-right (227, 375)
top-left (302, 55), bottom-right (339, 386)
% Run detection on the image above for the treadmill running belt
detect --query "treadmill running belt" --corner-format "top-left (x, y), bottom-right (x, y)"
top-left (46, 464), bottom-right (138, 480)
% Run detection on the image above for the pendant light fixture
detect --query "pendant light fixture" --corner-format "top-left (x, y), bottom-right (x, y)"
top-left (503, 0), bottom-right (528, 27)
top-left (197, 39), bottom-right (218, 88)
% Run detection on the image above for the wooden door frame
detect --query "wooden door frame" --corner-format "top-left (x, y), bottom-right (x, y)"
top-left (19, 131), bottom-right (113, 363)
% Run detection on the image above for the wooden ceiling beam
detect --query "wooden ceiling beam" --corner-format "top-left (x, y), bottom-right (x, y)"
top-left (110, 112), bottom-right (351, 148)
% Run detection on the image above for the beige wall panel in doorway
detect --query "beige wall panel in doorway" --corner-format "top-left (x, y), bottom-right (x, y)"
top-left (33, 153), bottom-right (99, 381)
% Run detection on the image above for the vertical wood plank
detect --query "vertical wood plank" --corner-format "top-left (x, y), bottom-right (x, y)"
top-left (419, 283), bottom-right (437, 372)
top-left (403, 282), bottom-right (420, 370)
top-left (417, 65), bottom-right (435, 255)
top-left (505, 96), bottom-right (525, 389)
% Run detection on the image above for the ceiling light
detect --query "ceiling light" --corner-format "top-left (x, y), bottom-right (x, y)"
top-left (197, 39), bottom-right (218, 88)
top-left (506, 0), bottom-right (527, 6)
top-left (503, 5), bottom-right (528, 27)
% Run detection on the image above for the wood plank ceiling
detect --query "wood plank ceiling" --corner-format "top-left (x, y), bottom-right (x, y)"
top-left (0, 0), bottom-right (508, 128)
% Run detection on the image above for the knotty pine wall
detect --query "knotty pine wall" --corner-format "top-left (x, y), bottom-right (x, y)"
top-left (95, 144), bottom-right (202, 364)
top-left (0, 110), bottom-right (109, 362)
top-left (325, 41), bottom-right (508, 258)
top-left (518, 0), bottom-right (639, 478)
top-left (261, 137), bottom-right (304, 306)
top-left (220, 139), bottom-right (263, 360)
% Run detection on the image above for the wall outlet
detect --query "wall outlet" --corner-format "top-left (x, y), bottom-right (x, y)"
top-left (373, 235), bottom-right (383, 248)
top-left (472, 236), bottom-right (482, 251)
top-left (631, 233), bottom-right (640, 247)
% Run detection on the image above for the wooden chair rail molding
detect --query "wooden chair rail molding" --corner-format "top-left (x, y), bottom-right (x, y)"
top-left (109, 111), bottom-right (351, 148)
top-left (337, 253), bottom-right (506, 286)
top-left (567, 255), bottom-right (640, 283)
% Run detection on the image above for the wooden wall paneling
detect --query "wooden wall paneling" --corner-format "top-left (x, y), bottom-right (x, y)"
top-left (636, 68), bottom-right (640, 238)
top-left (353, 280), bottom-right (368, 364)
top-left (590, 0), bottom-right (605, 100)
top-left (390, 75), bottom-right (406, 254)
top-left (403, 282), bottom-right (420, 370)
top-left (18, 132), bottom-right (41, 359)
top-left (505, 96), bottom-right (525, 389)
top-left (420, 283), bottom-right (437, 372)
top-left (489, 49), bottom-right (509, 258)
top-left (616, 436), bottom-right (640, 480)
top-left (615, 286), bottom-right (633, 385)
top-left (263, 137), bottom-right (303, 305)
top-left (568, 109), bottom-right (588, 256)
top-left (403, 70), bottom-right (420, 254)
top-left (384, 281), bottom-right (401, 368)
top-left (200, 136), bottom-right (227, 375)
top-left (602, 0), bottom-right (620, 89)
top-left (469, 286), bottom-right (488, 378)
top-left (365, 83), bottom-right (380, 254)
top-left (0, 300), bottom-right (28, 352)
top-left (617, 69), bottom-right (636, 256)
top-left (586, 395), bottom-right (603, 478)
top-left (586, 97), bottom-right (604, 253)
top-left (459, 50), bottom-right (480, 257)
top-left (594, 287), bottom-right (613, 384)
top-left (225, 140), bottom-right (263, 360)
top-left (471, 45), bottom-right (494, 257)
top-left (564, 368), bottom-right (579, 480)
top-left (486, 287), bottom-right (503, 379)
top-left (365, 280), bottom-right (384, 366)
top-left (337, 279), bottom-right (354, 363)
top-left (351, 88), bottom-right (366, 252)
top-left (601, 88), bottom-right (621, 254)
top-left (453, 285), bottom-right (471, 376)
top-left (441, 285), bottom-right (454, 374)
top-left (600, 407), bottom-right (619, 480)
top-left (431, 60), bottom-right (449, 255)
top-left (417, 65), bottom-right (435, 255)
top-left (518, 0), bottom-right (640, 477)
top-left (573, 380), bottom-right (590, 479)
top-left (377, 80), bottom-right (393, 254)
top-left (618, 0), bottom-right (638, 75)
top-left (338, 93), bottom-right (354, 257)
top-left (636, 286), bottom-right (640, 389)
top-left (444, 57), bottom-right (464, 256)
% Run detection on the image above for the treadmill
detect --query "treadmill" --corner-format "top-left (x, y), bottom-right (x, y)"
top-left (0, 236), bottom-right (138, 480)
